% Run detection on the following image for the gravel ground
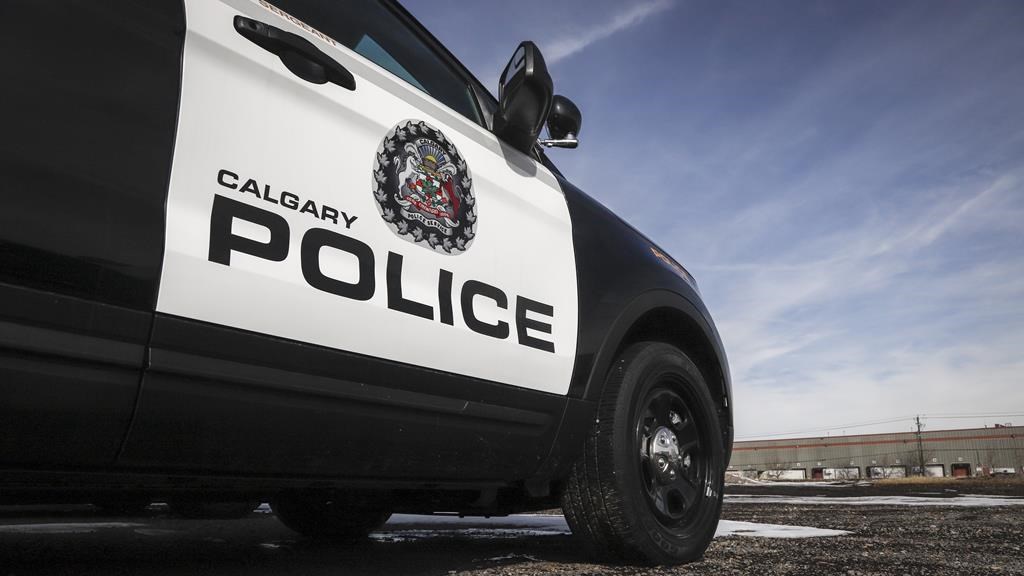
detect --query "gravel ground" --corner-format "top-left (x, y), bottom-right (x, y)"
top-left (694, 502), bottom-right (1023, 576)
top-left (1, 485), bottom-right (1022, 575)
top-left (438, 502), bottom-right (1024, 576)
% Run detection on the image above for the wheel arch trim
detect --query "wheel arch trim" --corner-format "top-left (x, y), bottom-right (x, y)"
top-left (580, 289), bottom-right (732, 443)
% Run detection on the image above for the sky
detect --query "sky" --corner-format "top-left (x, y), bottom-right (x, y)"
top-left (403, 0), bottom-right (1024, 440)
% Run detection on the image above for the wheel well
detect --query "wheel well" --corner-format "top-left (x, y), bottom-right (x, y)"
top-left (618, 308), bottom-right (730, 434)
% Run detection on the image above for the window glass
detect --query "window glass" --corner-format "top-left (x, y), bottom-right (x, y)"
top-left (269, 0), bottom-right (481, 124)
top-left (353, 36), bottom-right (426, 92)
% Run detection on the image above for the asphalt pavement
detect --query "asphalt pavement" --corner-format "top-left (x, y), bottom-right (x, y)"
top-left (4, 506), bottom-right (577, 576)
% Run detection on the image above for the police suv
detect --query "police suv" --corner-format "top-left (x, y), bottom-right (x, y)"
top-left (1, 0), bottom-right (732, 565)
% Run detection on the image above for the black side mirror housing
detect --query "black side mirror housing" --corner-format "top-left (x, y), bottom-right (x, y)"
top-left (495, 41), bottom-right (553, 154)
top-left (547, 95), bottom-right (581, 140)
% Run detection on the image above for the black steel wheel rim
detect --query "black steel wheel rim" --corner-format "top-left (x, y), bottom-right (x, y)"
top-left (635, 380), bottom-right (708, 528)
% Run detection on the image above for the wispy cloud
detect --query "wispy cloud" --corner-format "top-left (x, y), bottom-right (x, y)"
top-left (403, 0), bottom-right (1024, 440)
top-left (545, 0), bottom-right (675, 64)
top-left (633, 4), bottom-right (1024, 439)
top-left (909, 174), bottom-right (1014, 249)
top-left (713, 171), bottom-right (1021, 377)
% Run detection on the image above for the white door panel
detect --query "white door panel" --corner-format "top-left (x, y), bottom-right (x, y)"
top-left (160, 0), bottom-right (578, 395)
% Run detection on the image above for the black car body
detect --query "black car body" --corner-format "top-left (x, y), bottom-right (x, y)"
top-left (1, 0), bottom-right (731, 564)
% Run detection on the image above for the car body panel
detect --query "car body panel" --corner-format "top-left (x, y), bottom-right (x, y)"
top-left (0, 0), bottom-right (731, 504)
top-left (0, 1), bottom-right (184, 467)
top-left (157, 0), bottom-right (579, 394)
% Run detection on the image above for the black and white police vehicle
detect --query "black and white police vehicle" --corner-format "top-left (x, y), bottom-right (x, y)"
top-left (1, 0), bottom-right (732, 565)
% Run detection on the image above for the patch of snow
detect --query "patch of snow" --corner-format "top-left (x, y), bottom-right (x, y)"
top-left (0, 522), bottom-right (142, 534)
top-left (132, 528), bottom-right (179, 537)
top-left (725, 471), bottom-right (767, 485)
top-left (484, 553), bottom-right (541, 562)
top-left (368, 533), bottom-right (416, 543)
top-left (385, 513), bottom-right (569, 531)
top-left (370, 528), bottom-right (568, 542)
top-left (726, 494), bottom-right (1024, 507)
top-left (716, 520), bottom-right (848, 538)
top-left (743, 481), bottom-right (853, 488)
top-left (375, 514), bottom-right (846, 541)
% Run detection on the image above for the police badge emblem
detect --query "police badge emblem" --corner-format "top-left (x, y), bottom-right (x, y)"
top-left (372, 120), bottom-right (476, 254)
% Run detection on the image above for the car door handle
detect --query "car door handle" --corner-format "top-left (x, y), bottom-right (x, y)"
top-left (234, 15), bottom-right (356, 91)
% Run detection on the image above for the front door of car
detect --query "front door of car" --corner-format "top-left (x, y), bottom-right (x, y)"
top-left (118, 0), bottom-right (579, 480)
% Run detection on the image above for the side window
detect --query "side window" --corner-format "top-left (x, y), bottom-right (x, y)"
top-left (269, 0), bottom-right (482, 125)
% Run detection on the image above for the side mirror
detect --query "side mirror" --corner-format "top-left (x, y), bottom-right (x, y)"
top-left (495, 41), bottom-right (553, 154)
top-left (540, 95), bottom-right (582, 149)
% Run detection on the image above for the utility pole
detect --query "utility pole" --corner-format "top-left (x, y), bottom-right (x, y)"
top-left (915, 415), bottom-right (926, 477)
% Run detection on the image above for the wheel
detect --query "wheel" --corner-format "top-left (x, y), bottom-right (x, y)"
top-left (168, 499), bottom-right (259, 519)
top-left (561, 342), bottom-right (725, 565)
top-left (92, 496), bottom-right (151, 515)
top-left (271, 491), bottom-right (392, 542)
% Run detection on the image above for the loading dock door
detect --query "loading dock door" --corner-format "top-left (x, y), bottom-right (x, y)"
top-left (824, 467), bottom-right (860, 480)
top-left (951, 463), bottom-right (971, 477)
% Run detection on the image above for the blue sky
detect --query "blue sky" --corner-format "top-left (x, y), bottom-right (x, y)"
top-left (404, 0), bottom-right (1024, 439)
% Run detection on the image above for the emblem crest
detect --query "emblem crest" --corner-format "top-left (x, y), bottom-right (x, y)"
top-left (372, 120), bottom-right (476, 254)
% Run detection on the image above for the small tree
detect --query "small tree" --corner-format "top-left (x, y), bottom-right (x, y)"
top-left (870, 454), bottom-right (908, 479)
top-left (758, 456), bottom-right (791, 481)
top-left (904, 448), bottom-right (937, 477)
top-left (828, 467), bottom-right (860, 480)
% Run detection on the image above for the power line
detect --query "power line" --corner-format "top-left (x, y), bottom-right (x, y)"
top-left (734, 416), bottom-right (916, 440)
top-left (922, 413), bottom-right (1024, 420)
top-left (920, 411), bottom-right (1024, 417)
top-left (736, 413), bottom-right (1023, 440)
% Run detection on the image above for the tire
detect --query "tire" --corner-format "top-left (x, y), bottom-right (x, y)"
top-left (168, 499), bottom-right (259, 519)
top-left (561, 342), bottom-right (725, 565)
top-left (271, 491), bottom-right (392, 542)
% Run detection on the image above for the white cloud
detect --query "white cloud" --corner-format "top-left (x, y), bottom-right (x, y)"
top-left (909, 174), bottom-right (1014, 249)
top-left (545, 0), bottom-right (675, 64)
top-left (708, 173), bottom-right (1024, 439)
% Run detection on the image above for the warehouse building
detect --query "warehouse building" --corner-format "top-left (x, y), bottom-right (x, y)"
top-left (728, 425), bottom-right (1024, 480)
